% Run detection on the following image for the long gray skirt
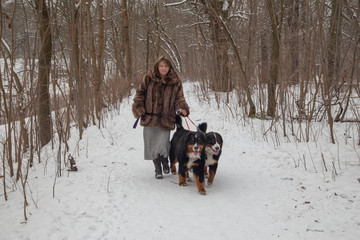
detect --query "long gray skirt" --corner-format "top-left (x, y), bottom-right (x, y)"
top-left (143, 127), bottom-right (171, 160)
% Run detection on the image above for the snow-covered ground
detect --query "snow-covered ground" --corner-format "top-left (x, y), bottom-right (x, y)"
top-left (1, 82), bottom-right (360, 240)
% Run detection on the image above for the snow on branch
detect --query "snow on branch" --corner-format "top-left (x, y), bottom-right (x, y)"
top-left (164, 0), bottom-right (188, 7)
top-left (222, 0), bottom-right (229, 11)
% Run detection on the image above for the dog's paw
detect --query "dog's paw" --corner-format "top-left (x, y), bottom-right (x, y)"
top-left (179, 182), bottom-right (187, 186)
top-left (199, 190), bottom-right (206, 195)
top-left (207, 182), bottom-right (213, 187)
top-left (205, 174), bottom-right (209, 179)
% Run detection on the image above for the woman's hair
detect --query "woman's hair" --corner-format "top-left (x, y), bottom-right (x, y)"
top-left (152, 56), bottom-right (177, 78)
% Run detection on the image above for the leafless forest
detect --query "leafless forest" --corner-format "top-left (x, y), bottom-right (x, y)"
top-left (0, 0), bottom-right (359, 205)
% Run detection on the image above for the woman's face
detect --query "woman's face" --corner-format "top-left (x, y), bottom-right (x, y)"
top-left (158, 61), bottom-right (170, 78)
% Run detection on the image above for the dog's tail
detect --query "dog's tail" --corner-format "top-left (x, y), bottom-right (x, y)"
top-left (175, 115), bottom-right (184, 130)
top-left (198, 122), bottom-right (207, 133)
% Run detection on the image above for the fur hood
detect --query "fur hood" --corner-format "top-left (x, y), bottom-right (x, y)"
top-left (148, 71), bottom-right (179, 85)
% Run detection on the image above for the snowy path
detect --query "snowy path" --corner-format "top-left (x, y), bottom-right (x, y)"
top-left (1, 83), bottom-right (360, 240)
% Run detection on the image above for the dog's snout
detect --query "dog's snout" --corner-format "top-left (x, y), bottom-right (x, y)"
top-left (215, 146), bottom-right (220, 151)
top-left (194, 146), bottom-right (199, 151)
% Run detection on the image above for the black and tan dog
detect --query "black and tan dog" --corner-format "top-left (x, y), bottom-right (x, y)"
top-left (170, 115), bottom-right (206, 195)
top-left (198, 123), bottom-right (223, 185)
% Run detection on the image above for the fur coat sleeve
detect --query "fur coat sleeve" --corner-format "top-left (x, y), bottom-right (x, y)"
top-left (174, 80), bottom-right (190, 116)
top-left (132, 75), bottom-right (149, 118)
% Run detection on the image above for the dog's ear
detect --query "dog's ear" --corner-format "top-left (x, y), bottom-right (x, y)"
top-left (198, 122), bottom-right (207, 133)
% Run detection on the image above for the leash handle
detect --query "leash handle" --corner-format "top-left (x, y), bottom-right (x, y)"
top-left (133, 115), bottom-right (144, 129)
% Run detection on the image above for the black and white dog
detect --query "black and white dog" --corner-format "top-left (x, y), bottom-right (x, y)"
top-left (198, 123), bottom-right (223, 185)
top-left (170, 115), bottom-right (207, 195)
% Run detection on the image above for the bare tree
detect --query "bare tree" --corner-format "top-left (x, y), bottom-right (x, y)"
top-left (122, 0), bottom-right (132, 83)
top-left (327, 0), bottom-right (342, 88)
top-left (95, 0), bottom-right (106, 122)
top-left (70, 2), bottom-right (85, 139)
top-left (35, 0), bottom-right (52, 147)
top-left (201, 0), bottom-right (256, 116)
top-left (286, 0), bottom-right (300, 85)
top-left (201, 0), bottom-right (232, 92)
top-left (266, 0), bottom-right (285, 118)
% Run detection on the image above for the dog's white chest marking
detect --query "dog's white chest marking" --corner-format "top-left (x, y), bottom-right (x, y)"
top-left (187, 157), bottom-right (197, 169)
top-left (187, 156), bottom-right (201, 168)
top-left (187, 142), bottom-right (201, 169)
top-left (205, 136), bottom-right (220, 166)
top-left (205, 148), bottom-right (218, 166)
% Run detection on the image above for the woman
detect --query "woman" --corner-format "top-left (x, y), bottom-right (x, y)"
top-left (132, 56), bottom-right (189, 179)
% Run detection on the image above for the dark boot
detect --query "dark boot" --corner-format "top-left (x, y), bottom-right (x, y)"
top-left (161, 156), bottom-right (170, 174)
top-left (153, 157), bottom-right (163, 179)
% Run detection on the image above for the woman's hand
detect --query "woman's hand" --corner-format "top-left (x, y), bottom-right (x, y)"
top-left (176, 109), bottom-right (188, 117)
top-left (176, 109), bottom-right (187, 116)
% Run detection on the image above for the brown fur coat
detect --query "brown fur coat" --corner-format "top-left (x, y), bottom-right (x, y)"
top-left (132, 72), bottom-right (190, 130)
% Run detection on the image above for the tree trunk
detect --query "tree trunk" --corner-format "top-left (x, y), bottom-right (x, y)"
top-left (325, 0), bottom-right (342, 144)
top-left (246, 0), bottom-right (257, 80)
top-left (122, 0), bottom-right (132, 83)
top-left (327, 0), bottom-right (342, 88)
top-left (35, 0), bottom-right (52, 147)
top-left (203, 0), bottom-right (255, 116)
top-left (205, 1), bottom-right (232, 92)
top-left (260, 31), bottom-right (269, 85)
top-left (209, 14), bottom-right (231, 92)
top-left (266, 0), bottom-right (284, 118)
top-left (316, 0), bottom-right (336, 144)
top-left (154, 0), bottom-right (161, 57)
top-left (146, 1), bottom-right (151, 72)
top-left (95, 0), bottom-right (105, 122)
top-left (85, 0), bottom-right (97, 126)
top-left (71, 3), bottom-right (84, 139)
top-left (287, 0), bottom-right (300, 85)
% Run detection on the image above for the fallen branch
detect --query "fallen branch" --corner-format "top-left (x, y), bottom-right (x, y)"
top-left (339, 119), bottom-right (360, 123)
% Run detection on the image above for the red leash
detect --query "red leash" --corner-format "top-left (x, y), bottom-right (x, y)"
top-left (184, 116), bottom-right (191, 132)
top-left (183, 115), bottom-right (203, 133)
top-left (185, 115), bottom-right (197, 126)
